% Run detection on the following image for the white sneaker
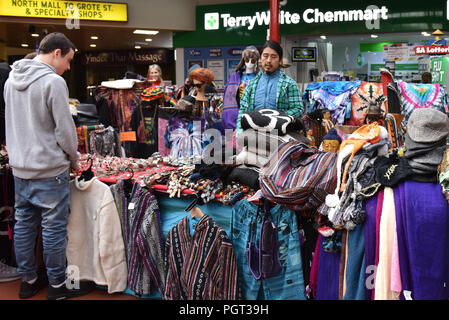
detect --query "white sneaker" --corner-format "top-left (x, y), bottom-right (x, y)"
top-left (0, 261), bottom-right (21, 282)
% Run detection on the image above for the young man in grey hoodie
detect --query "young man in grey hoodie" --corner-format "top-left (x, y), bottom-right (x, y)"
top-left (4, 32), bottom-right (83, 300)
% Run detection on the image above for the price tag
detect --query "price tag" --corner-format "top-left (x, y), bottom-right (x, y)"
top-left (120, 131), bottom-right (137, 142)
top-left (128, 203), bottom-right (135, 210)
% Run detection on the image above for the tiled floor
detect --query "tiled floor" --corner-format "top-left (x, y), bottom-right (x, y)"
top-left (0, 279), bottom-right (141, 300)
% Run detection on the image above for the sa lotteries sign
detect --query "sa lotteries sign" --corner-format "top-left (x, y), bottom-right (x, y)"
top-left (415, 46), bottom-right (449, 55)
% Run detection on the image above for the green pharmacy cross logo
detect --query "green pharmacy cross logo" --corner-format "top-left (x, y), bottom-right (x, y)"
top-left (205, 13), bottom-right (219, 30)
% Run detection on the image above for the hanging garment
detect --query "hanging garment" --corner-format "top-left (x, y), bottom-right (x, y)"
top-left (347, 81), bottom-right (386, 126)
top-left (129, 105), bottom-right (158, 158)
top-left (67, 177), bottom-right (127, 293)
top-left (394, 181), bottom-right (449, 300)
top-left (163, 214), bottom-right (241, 300)
top-left (398, 80), bottom-right (448, 127)
top-left (364, 189), bottom-right (384, 300)
top-left (222, 71), bottom-right (242, 130)
top-left (342, 224), bottom-right (366, 300)
top-left (316, 235), bottom-right (340, 300)
top-left (374, 187), bottom-right (399, 300)
top-left (89, 126), bottom-right (120, 157)
top-left (231, 199), bottom-right (306, 300)
top-left (166, 116), bottom-right (209, 159)
top-left (76, 125), bottom-right (102, 154)
top-left (110, 181), bottom-right (165, 296)
top-left (304, 81), bottom-right (361, 124)
top-left (260, 141), bottom-right (338, 212)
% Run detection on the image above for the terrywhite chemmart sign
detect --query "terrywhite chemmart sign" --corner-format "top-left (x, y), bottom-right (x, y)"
top-left (204, 6), bottom-right (389, 30)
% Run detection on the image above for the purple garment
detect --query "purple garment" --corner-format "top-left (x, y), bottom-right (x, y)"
top-left (394, 181), bottom-right (449, 300)
top-left (363, 191), bottom-right (382, 300)
top-left (316, 236), bottom-right (340, 300)
top-left (222, 72), bottom-right (241, 130)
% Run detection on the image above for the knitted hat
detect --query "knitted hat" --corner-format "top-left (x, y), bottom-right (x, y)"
top-left (407, 108), bottom-right (449, 143)
top-left (323, 128), bottom-right (342, 143)
top-left (189, 67), bottom-right (214, 84)
top-left (374, 153), bottom-right (412, 187)
top-left (141, 86), bottom-right (164, 103)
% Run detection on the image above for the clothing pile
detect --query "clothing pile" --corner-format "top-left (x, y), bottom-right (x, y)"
top-left (236, 108), bottom-right (307, 168)
top-left (321, 123), bottom-right (390, 231)
top-left (403, 108), bottom-right (449, 182)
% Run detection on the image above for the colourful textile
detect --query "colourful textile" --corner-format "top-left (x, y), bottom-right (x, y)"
top-left (394, 181), bottom-right (449, 300)
top-left (231, 199), bottom-right (306, 300)
top-left (237, 70), bottom-right (304, 132)
top-left (260, 141), bottom-right (338, 212)
top-left (347, 81), bottom-right (386, 126)
top-left (110, 181), bottom-right (165, 296)
top-left (163, 215), bottom-right (241, 300)
top-left (398, 80), bottom-right (448, 127)
top-left (304, 81), bottom-right (361, 124)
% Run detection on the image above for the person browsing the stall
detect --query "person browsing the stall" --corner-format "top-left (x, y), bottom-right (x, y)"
top-left (4, 32), bottom-right (89, 300)
top-left (236, 40), bottom-right (304, 134)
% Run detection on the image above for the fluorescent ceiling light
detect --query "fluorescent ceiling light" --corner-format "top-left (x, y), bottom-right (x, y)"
top-left (145, 38), bottom-right (152, 42)
top-left (31, 33), bottom-right (39, 37)
top-left (370, 34), bottom-right (378, 38)
top-left (135, 45), bottom-right (141, 49)
top-left (90, 36), bottom-right (98, 40)
top-left (89, 44), bottom-right (96, 47)
top-left (133, 29), bottom-right (159, 35)
top-left (320, 35), bottom-right (326, 39)
top-left (21, 43), bottom-right (29, 47)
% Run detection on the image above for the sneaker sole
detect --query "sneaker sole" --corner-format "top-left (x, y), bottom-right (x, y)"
top-left (0, 276), bottom-right (21, 283)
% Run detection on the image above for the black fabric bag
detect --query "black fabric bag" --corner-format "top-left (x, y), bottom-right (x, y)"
top-left (246, 198), bottom-right (282, 280)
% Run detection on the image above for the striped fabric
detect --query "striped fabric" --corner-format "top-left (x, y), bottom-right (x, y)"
top-left (260, 141), bottom-right (338, 211)
top-left (110, 181), bottom-right (166, 296)
top-left (163, 215), bottom-right (241, 300)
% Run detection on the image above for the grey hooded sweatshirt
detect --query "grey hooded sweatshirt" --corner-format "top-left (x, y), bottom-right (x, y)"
top-left (4, 58), bottom-right (79, 179)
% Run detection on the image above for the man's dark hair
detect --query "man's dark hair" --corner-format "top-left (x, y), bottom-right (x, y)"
top-left (261, 40), bottom-right (283, 60)
top-left (421, 72), bottom-right (432, 84)
top-left (38, 32), bottom-right (76, 57)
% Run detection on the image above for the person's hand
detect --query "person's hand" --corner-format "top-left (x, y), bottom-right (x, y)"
top-left (70, 159), bottom-right (80, 172)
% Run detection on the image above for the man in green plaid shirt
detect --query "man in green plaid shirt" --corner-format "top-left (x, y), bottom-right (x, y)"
top-left (236, 40), bottom-right (304, 134)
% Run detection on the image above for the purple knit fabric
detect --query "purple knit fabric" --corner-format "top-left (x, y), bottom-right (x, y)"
top-left (394, 181), bottom-right (449, 300)
top-left (316, 235), bottom-right (340, 300)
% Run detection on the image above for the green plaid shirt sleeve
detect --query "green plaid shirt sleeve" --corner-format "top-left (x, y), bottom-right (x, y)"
top-left (276, 71), bottom-right (304, 119)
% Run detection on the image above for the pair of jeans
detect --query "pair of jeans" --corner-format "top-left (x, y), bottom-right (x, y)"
top-left (13, 171), bottom-right (70, 286)
top-left (231, 199), bottom-right (306, 300)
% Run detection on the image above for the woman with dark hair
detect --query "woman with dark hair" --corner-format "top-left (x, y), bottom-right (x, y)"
top-left (222, 46), bottom-right (260, 130)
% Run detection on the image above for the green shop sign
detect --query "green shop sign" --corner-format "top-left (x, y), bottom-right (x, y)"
top-left (174, 0), bottom-right (448, 47)
top-left (430, 56), bottom-right (449, 85)
top-left (370, 63), bottom-right (419, 71)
